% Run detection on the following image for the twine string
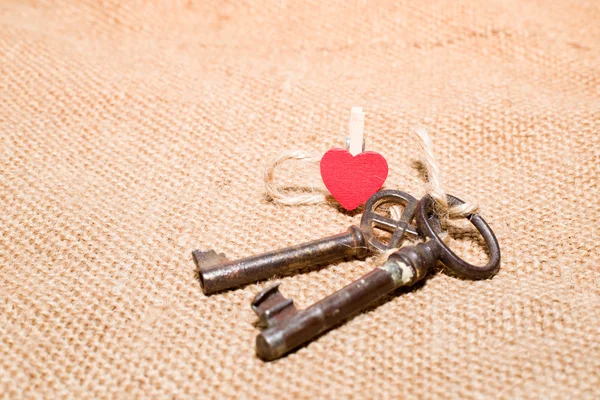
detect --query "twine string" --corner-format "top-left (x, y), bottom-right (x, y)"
top-left (412, 126), bottom-right (478, 219)
top-left (264, 150), bottom-right (329, 205)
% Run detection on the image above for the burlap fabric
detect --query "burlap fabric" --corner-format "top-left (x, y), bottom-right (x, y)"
top-left (1, 1), bottom-right (598, 398)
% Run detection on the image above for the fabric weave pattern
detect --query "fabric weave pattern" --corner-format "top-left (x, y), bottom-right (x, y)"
top-left (0, 1), bottom-right (598, 398)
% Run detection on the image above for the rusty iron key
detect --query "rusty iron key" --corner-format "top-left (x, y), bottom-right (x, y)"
top-left (251, 194), bottom-right (501, 360)
top-left (193, 190), bottom-right (419, 295)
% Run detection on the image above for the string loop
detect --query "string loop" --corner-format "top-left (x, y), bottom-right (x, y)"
top-left (264, 150), bottom-right (328, 205)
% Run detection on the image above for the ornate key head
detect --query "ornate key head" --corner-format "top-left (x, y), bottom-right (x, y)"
top-left (415, 194), bottom-right (501, 279)
top-left (360, 190), bottom-right (420, 252)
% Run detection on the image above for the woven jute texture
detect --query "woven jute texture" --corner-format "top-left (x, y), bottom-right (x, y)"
top-left (1, 1), bottom-right (599, 398)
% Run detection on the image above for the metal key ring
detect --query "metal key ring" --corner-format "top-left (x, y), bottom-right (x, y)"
top-left (415, 194), bottom-right (501, 280)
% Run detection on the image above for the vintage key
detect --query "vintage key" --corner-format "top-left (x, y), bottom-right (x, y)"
top-left (251, 194), bottom-right (501, 360)
top-left (193, 190), bottom-right (419, 295)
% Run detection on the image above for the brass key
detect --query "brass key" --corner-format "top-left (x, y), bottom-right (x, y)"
top-left (251, 194), bottom-right (501, 360)
top-left (193, 190), bottom-right (419, 295)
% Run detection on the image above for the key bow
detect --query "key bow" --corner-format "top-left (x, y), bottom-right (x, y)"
top-left (360, 189), bottom-right (420, 252)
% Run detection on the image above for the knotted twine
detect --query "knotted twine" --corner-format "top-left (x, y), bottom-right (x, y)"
top-left (264, 126), bottom-right (478, 262)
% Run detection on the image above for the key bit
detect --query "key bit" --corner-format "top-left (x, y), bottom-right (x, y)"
top-left (192, 249), bottom-right (229, 270)
top-left (251, 283), bottom-right (297, 328)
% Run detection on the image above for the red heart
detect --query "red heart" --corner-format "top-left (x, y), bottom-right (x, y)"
top-left (320, 148), bottom-right (388, 210)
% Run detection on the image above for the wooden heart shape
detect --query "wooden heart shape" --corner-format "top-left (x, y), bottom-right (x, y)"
top-left (320, 148), bottom-right (388, 210)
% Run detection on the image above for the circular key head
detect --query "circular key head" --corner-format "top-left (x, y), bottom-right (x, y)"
top-left (360, 190), bottom-right (419, 252)
top-left (415, 194), bottom-right (501, 280)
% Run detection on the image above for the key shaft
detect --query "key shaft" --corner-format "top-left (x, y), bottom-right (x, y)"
top-left (253, 241), bottom-right (441, 360)
top-left (195, 226), bottom-right (368, 295)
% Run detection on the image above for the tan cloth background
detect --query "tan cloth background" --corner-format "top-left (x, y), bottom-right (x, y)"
top-left (1, 0), bottom-right (599, 398)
